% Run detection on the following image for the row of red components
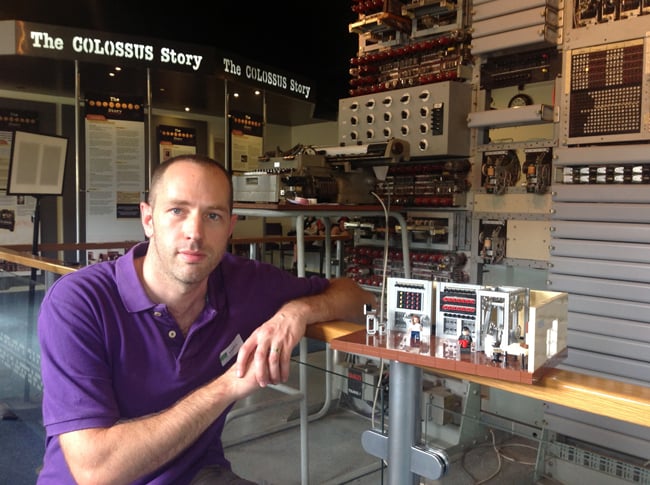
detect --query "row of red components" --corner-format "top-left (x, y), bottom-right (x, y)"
top-left (348, 71), bottom-right (460, 96)
top-left (441, 304), bottom-right (475, 313)
top-left (442, 295), bottom-right (476, 304)
top-left (350, 36), bottom-right (464, 66)
top-left (387, 161), bottom-right (472, 175)
top-left (348, 246), bottom-right (467, 266)
top-left (351, 0), bottom-right (384, 14)
top-left (392, 196), bottom-right (457, 207)
top-left (348, 273), bottom-right (385, 287)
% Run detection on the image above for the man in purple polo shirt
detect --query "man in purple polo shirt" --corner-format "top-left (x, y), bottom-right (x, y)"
top-left (37, 154), bottom-right (375, 485)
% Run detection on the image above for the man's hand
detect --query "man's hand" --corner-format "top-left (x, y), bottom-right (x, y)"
top-left (235, 277), bottom-right (375, 387)
top-left (235, 308), bottom-right (306, 387)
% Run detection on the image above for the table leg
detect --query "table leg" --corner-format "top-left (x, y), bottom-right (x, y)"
top-left (361, 360), bottom-right (449, 484)
top-left (388, 361), bottom-right (422, 484)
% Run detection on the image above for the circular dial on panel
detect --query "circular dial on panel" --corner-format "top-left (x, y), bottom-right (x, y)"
top-left (508, 93), bottom-right (533, 108)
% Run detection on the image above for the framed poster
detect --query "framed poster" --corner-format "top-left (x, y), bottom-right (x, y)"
top-left (7, 130), bottom-right (68, 196)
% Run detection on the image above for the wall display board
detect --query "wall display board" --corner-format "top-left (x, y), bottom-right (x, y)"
top-left (84, 93), bottom-right (145, 243)
top-left (158, 125), bottom-right (197, 162)
top-left (229, 112), bottom-right (263, 172)
top-left (0, 111), bottom-right (40, 246)
top-left (5, 131), bottom-right (69, 278)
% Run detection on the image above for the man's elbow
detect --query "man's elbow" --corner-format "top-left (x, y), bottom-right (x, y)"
top-left (67, 464), bottom-right (115, 485)
top-left (61, 431), bottom-right (127, 485)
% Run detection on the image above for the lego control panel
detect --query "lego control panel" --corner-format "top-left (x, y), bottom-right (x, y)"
top-left (386, 277), bottom-right (435, 352)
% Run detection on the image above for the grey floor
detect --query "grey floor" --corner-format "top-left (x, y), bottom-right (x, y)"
top-left (223, 348), bottom-right (557, 485)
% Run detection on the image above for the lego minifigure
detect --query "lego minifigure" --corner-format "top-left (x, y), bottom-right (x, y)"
top-left (458, 325), bottom-right (472, 352)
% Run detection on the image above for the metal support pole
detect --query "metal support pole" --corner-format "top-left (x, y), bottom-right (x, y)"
top-left (361, 361), bottom-right (449, 484)
top-left (299, 338), bottom-right (309, 484)
top-left (388, 361), bottom-right (422, 484)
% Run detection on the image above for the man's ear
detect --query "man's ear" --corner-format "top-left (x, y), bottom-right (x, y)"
top-left (141, 201), bottom-right (154, 238)
top-left (228, 214), bottom-right (238, 238)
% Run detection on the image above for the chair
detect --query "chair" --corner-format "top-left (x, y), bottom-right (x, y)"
top-left (263, 222), bottom-right (292, 269)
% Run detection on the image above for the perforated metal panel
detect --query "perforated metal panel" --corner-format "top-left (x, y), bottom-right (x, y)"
top-left (338, 81), bottom-right (472, 158)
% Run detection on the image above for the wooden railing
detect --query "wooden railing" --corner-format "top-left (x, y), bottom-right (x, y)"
top-left (0, 234), bottom-right (352, 277)
top-left (0, 245), bottom-right (78, 276)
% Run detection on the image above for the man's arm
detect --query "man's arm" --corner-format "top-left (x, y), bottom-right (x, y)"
top-left (59, 363), bottom-right (260, 485)
top-left (236, 277), bottom-right (376, 387)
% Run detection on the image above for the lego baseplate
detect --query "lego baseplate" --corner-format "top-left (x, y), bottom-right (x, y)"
top-left (331, 329), bottom-right (568, 384)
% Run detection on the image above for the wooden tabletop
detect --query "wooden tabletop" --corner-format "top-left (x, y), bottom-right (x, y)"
top-left (322, 323), bottom-right (650, 428)
top-left (305, 321), bottom-right (366, 343)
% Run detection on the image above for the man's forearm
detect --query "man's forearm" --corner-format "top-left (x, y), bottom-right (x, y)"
top-left (296, 277), bottom-right (376, 326)
top-left (60, 367), bottom-right (252, 485)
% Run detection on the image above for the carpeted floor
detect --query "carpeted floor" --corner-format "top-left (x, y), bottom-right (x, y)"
top-left (0, 404), bottom-right (44, 485)
top-left (1, 286), bottom-right (45, 485)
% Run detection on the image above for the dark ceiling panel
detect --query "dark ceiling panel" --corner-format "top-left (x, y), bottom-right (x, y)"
top-left (0, 55), bottom-right (320, 126)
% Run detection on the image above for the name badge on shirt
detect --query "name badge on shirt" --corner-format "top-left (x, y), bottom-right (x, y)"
top-left (220, 334), bottom-right (244, 366)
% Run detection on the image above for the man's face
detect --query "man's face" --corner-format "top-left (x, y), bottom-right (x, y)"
top-left (141, 161), bottom-right (237, 286)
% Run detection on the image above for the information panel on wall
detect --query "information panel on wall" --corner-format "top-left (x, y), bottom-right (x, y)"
top-left (84, 93), bottom-right (145, 244)
top-left (229, 112), bottom-right (263, 172)
top-left (158, 125), bottom-right (197, 162)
